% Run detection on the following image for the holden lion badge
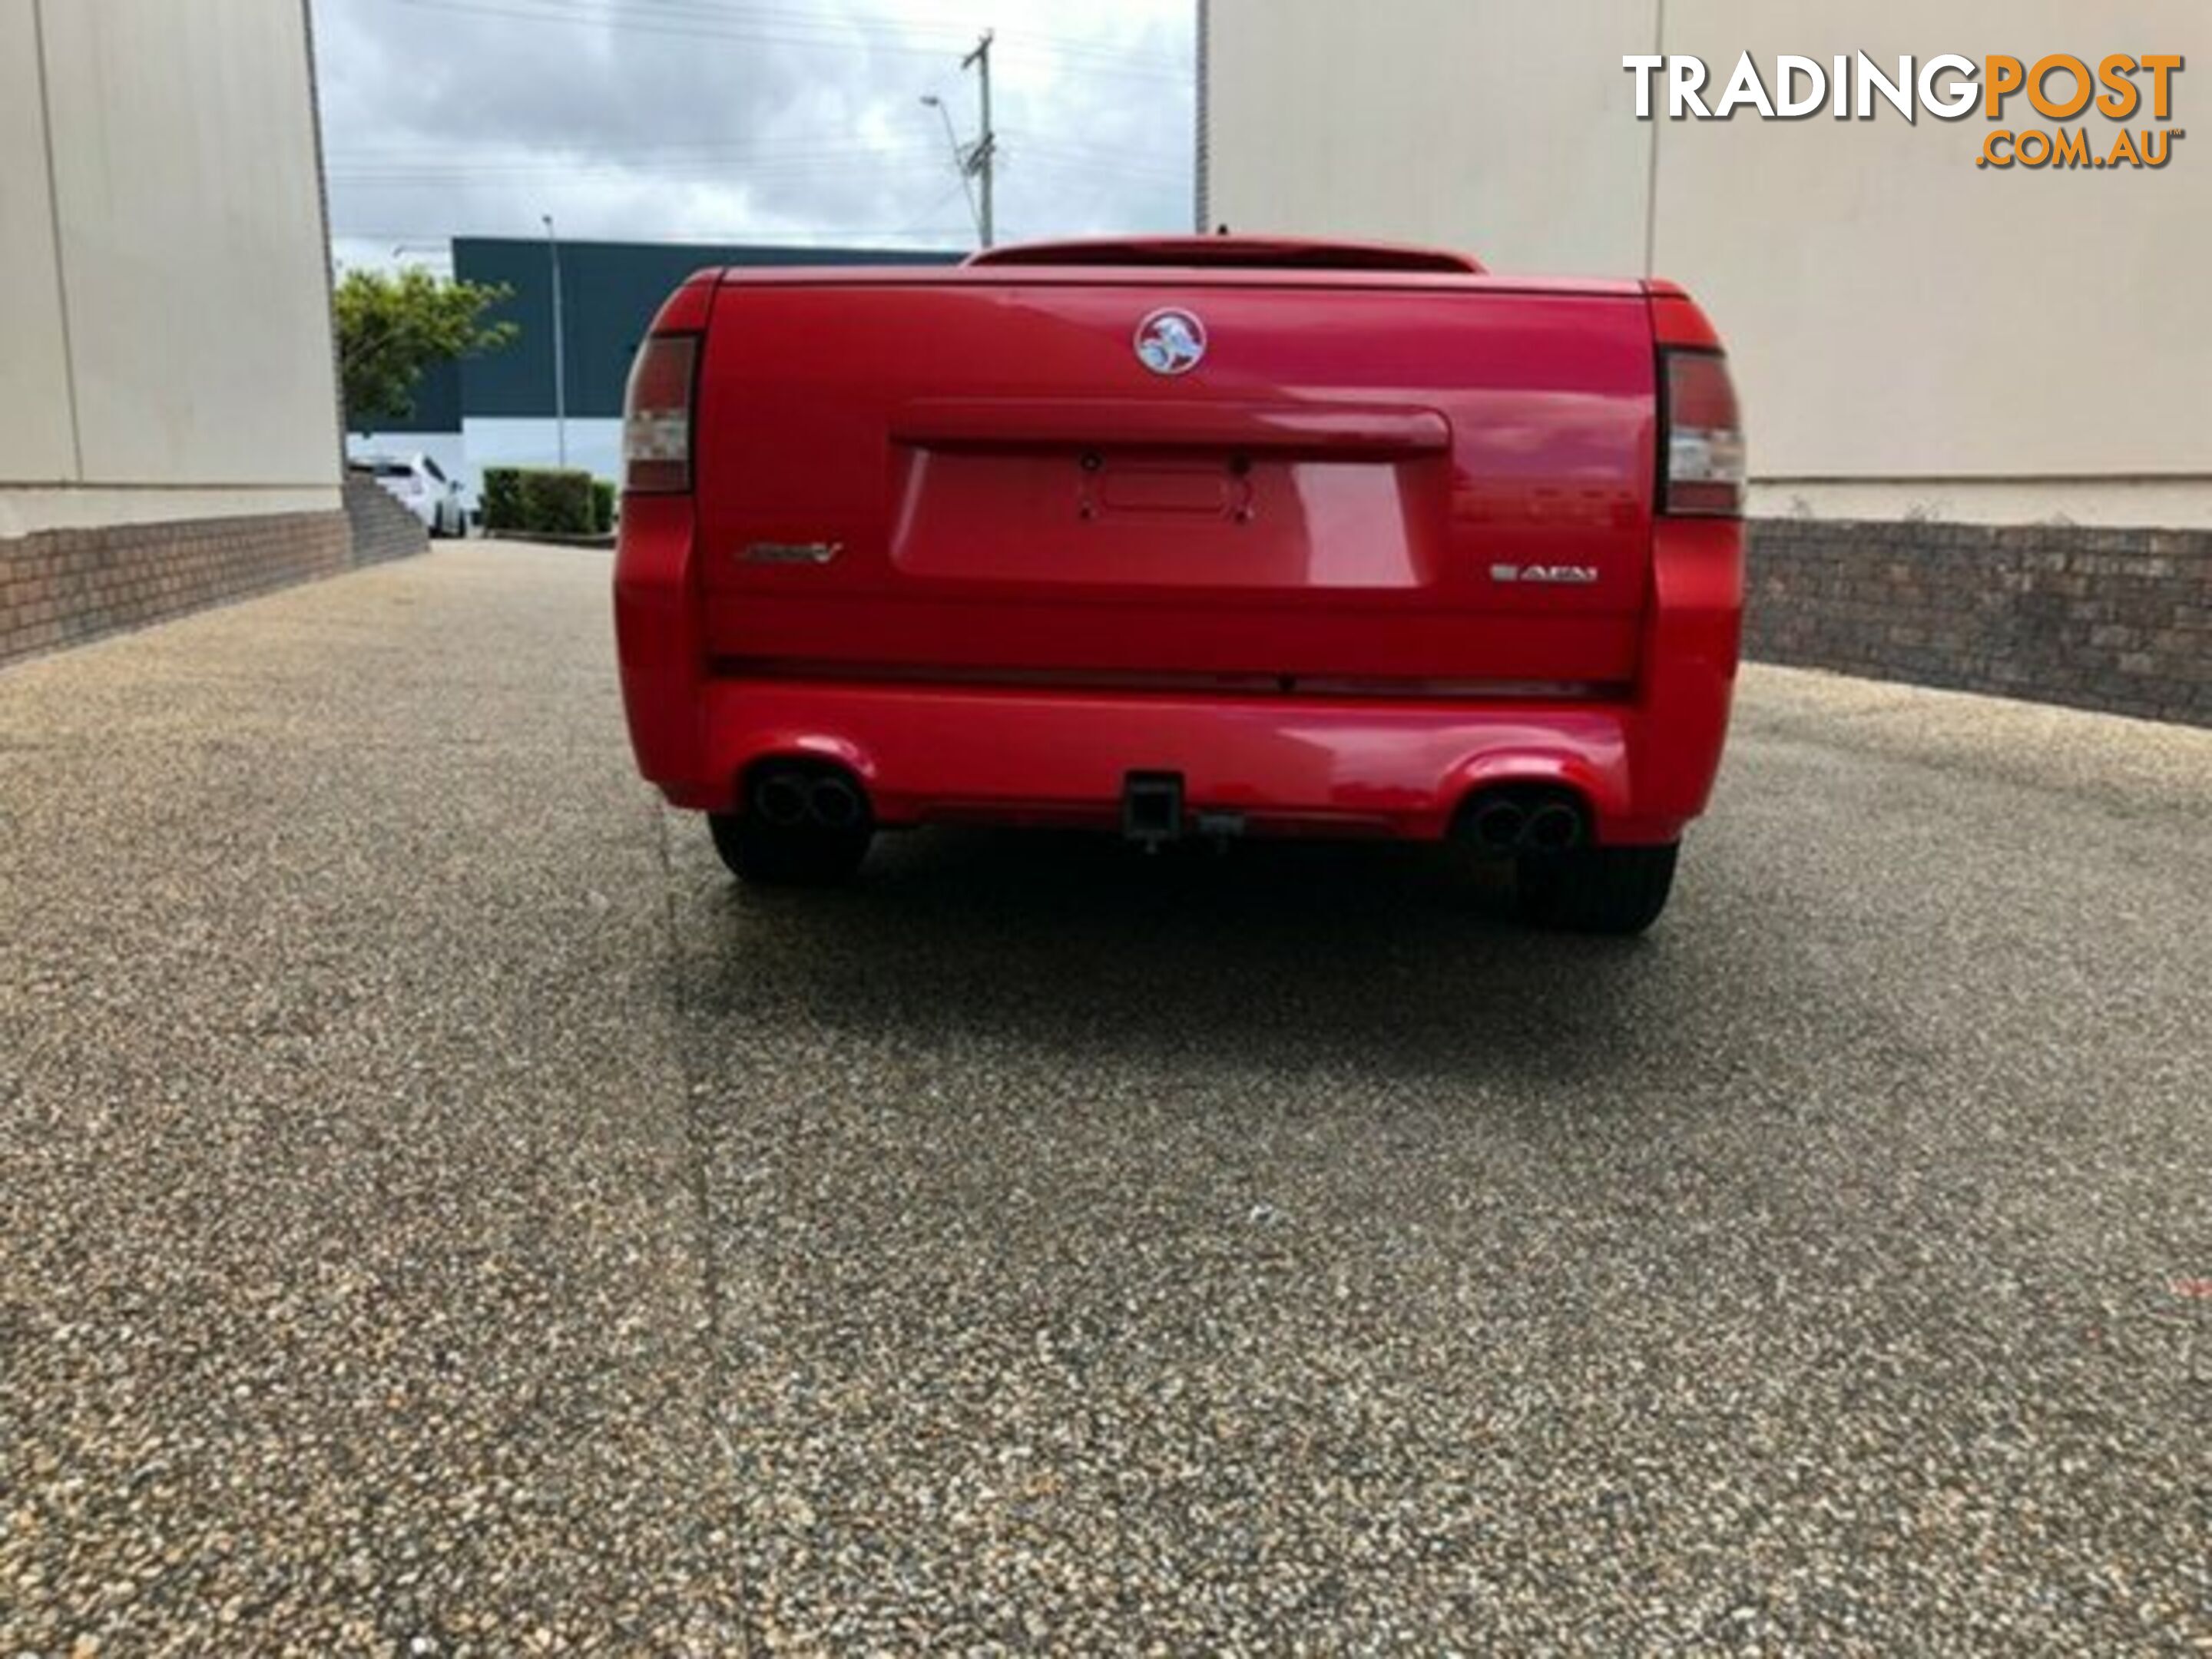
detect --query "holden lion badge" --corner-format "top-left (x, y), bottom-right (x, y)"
top-left (1134, 308), bottom-right (1206, 376)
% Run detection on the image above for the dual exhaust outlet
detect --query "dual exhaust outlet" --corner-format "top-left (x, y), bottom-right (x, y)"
top-left (1461, 788), bottom-right (1588, 855)
top-left (751, 766), bottom-right (868, 833)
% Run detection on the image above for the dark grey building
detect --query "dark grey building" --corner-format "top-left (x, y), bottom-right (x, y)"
top-left (353, 237), bottom-right (959, 492)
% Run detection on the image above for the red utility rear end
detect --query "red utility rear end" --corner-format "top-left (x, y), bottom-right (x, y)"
top-left (615, 238), bottom-right (1744, 931)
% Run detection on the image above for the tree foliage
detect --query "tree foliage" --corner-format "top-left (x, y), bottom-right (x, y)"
top-left (335, 267), bottom-right (517, 432)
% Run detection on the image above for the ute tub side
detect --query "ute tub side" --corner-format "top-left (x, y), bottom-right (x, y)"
top-left (611, 494), bottom-right (707, 786)
top-left (1626, 514), bottom-right (1743, 830)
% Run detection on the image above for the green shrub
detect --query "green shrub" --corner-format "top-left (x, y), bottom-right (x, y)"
top-left (515, 468), bottom-right (596, 535)
top-left (481, 466), bottom-right (523, 531)
top-left (480, 466), bottom-right (606, 536)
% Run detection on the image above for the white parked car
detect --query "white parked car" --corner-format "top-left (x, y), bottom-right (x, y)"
top-left (358, 453), bottom-right (465, 537)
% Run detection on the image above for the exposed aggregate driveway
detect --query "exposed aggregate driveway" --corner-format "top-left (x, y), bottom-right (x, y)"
top-left (2, 545), bottom-right (2207, 1655)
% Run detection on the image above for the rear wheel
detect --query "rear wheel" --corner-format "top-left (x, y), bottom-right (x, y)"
top-left (1514, 843), bottom-right (1678, 936)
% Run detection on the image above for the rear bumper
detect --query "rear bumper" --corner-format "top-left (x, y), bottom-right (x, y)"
top-left (684, 679), bottom-right (1689, 842)
top-left (614, 502), bottom-right (1741, 846)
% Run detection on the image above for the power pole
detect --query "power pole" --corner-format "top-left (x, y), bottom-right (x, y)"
top-left (541, 213), bottom-right (568, 468)
top-left (962, 31), bottom-right (995, 248)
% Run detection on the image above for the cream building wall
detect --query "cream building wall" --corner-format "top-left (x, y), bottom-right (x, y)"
top-left (1202, 0), bottom-right (2212, 527)
top-left (0, 0), bottom-right (341, 540)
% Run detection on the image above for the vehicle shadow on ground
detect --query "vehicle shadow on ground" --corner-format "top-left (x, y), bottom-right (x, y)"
top-left (681, 826), bottom-right (1736, 1093)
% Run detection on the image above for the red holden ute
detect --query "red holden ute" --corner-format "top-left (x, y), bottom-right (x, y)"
top-left (614, 237), bottom-right (1743, 934)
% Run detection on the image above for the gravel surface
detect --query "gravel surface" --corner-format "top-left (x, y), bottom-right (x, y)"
top-left (2, 545), bottom-right (2207, 1654)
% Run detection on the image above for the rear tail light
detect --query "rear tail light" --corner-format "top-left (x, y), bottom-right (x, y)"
top-left (1660, 349), bottom-right (1744, 517)
top-left (623, 333), bottom-right (698, 493)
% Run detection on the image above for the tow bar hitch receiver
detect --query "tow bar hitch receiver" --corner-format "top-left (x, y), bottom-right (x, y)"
top-left (1122, 771), bottom-right (1184, 850)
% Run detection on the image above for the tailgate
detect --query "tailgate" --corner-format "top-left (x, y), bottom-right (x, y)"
top-left (693, 279), bottom-right (1655, 685)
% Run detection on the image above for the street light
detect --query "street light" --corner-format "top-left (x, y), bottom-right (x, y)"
top-left (920, 94), bottom-right (982, 245)
top-left (541, 213), bottom-right (568, 469)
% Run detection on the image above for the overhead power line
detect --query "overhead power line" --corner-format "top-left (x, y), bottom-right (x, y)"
top-left (455, 0), bottom-right (1187, 71)
top-left (607, 0), bottom-right (1183, 70)
top-left (332, 224), bottom-right (973, 246)
top-left (328, 153), bottom-right (952, 183)
top-left (389, 0), bottom-right (1191, 81)
top-left (326, 135), bottom-right (943, 161)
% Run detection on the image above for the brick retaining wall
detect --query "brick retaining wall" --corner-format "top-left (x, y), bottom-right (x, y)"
top-left (0, 478), bottom-right (428, 669)
top-left (1746, 519), bottom-right (2212, 728)
top-left (343, 474), bottom-right (435, 568)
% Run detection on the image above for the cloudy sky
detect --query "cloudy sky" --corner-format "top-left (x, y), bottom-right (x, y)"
top-left (313, 0), bottom-right (1196, 272)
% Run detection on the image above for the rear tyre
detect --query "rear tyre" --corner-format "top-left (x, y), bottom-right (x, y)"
top-left (1514, 842), bottom-right (1678, 936)
top-left (707, 810), bottom-right (871, 886)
